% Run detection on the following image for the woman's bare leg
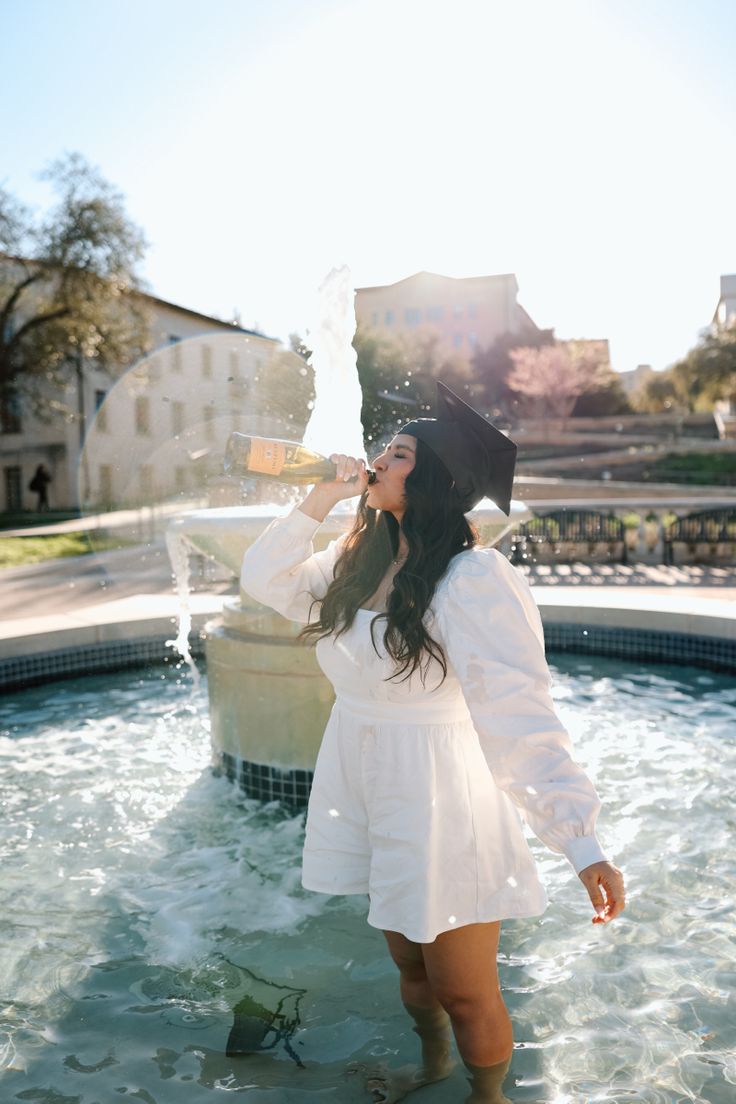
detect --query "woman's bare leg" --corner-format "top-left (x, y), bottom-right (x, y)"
top-left (421, 921), bottom-right (512, 1066)
top-left (382, 929), bottom-right (441, 1011)
top-left (421, 921), bottom-right (512, 1102)
top-left (357, 930), bottom-right (455, 1102)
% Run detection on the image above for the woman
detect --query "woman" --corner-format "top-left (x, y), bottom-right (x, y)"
top-left (241, 383), bottom-right (625, 1103)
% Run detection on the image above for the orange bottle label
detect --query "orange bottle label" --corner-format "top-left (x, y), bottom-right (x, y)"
top-left (248, 437), bottom-right (287, 476)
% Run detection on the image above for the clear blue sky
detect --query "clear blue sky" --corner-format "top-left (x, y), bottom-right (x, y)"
top-left (2, 0), bottom-right (735, 373)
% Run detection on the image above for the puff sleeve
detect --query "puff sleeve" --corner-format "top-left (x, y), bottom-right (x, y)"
top-left (436, 548), bottom-right (608, 875)
top-left (240, 506), bottom-right (349, 623)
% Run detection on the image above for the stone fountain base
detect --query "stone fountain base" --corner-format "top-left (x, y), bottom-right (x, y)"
top-left (206, 598), bottom-right (332, 809)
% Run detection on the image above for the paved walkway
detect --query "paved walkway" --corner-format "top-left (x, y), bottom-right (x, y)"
top-left (0, 540), bottom-right (733, 650)
top-left (2, 543), bottom-right (734, 623)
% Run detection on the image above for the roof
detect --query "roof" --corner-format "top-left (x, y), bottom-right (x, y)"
top-left (0, 252), bottom-right (278, 343)
top-left (355, 270), bottom-right (519, 293)
top-left (140, 291), bottom-right (278, 341)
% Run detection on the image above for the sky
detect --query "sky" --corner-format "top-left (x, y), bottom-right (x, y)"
top-left (1, 0), bottom-right (735, 375)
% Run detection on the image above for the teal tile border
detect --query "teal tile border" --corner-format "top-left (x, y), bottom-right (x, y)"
top-left (543, 624), bottom-right (736, 673)
top-left (0, 636), bottom-right (205, 692)
top-left (1, 623), bottom-right (734, 693)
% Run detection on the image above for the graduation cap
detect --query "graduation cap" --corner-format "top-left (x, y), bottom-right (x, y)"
top-left (399, 381), bottom-right (518, 514)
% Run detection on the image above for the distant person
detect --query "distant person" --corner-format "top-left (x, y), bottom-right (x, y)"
top-left (29, 464), bottom-right (52, 512)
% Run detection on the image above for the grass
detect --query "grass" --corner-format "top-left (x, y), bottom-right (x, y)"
top-left (0, 533), bottom-right (129, 568)
top-left (648, 452), bottom-right (736, 485)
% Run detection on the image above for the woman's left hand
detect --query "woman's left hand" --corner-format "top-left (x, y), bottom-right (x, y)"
top-left (578, 860), bottom-right (625, 924)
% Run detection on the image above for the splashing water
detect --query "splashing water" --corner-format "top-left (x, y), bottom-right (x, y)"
top-left (302, 264), bottom-right (366, 460)
top-left (164, 525), bottom-right (201, 685)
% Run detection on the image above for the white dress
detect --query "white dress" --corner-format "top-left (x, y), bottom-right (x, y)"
top-left (241, 506), bottom-right (608, 944)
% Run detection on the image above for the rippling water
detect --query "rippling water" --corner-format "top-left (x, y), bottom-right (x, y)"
top-left (0, 656), bottom-right (734, 1102)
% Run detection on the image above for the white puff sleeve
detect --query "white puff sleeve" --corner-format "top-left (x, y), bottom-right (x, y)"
top-left (240, 506), bottom-right (349, 623)
top-left (436, 548), bottom-right (608, 875)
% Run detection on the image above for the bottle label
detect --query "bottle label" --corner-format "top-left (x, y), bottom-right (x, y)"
top-left (248, 437), bottom-right (287, 476)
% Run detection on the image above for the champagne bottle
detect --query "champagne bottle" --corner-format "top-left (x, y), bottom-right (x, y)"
top-left (224, 432), bottom-right (376, 486)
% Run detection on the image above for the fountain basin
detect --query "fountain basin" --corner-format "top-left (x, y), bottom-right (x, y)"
top-left (167, 497), bottom-right (528, 579)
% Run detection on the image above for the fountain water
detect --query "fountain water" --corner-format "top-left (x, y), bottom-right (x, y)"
top-left (167, 267), bottom-right (529, 805)
top-left (3, 655), bottom-right (735, 1099)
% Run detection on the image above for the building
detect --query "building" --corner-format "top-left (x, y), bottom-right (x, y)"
top-left (354, 270), bottom-right (539, 361)
top-left (712, 274), bottom-right (736, 435)
top-left (712, 274), bottom-right (736, 328)
top-left (617, 364), bottom-right (654, 396)
top-left (1, 289), bottom-right (283, 513)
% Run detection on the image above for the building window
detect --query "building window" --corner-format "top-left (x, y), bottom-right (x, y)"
top-left (140, 465), bottom-right (154, 502)
top-left (201, 344), bottom-right (212, 377)
top-left (203, 405), bottom-right (215, 441)
top-left (229, 351), bottom-right (239, 379)
top-left (385, 310), bottom-right (394, 325)
top-left (94, 389), bottom-right (107, 432)
top-left (468, 332), bottom-right (478, 348)
top-left (3, 466), bottom-right (22, 510)
top-left (172, 401), bottom-right (185, 436)
top-left (1, 391), bottom-right (22, 434)
top-left (170, 339), bottom-right (182, 372)
top-left (453, 334), bottom-right (463, 348)
top-left (426, 307), bottom-right (443, 322)
top-left (372, 312), bottom-right (379, 326)
top-left (99, 464), bottom-right (113, 505)
top-left (405, 308), bottom-right (421, 326)
top-left (468, 303), bottom-right (478, 318)
top-left (453, 305), bottom-right (463, 318)
top-left (135, 396), bottom-right (151, 436)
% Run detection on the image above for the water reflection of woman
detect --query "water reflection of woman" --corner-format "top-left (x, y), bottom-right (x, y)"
top-left (241, 382), bottom-right (625, 1103)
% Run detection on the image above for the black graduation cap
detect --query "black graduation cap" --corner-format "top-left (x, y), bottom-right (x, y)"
top-left (399, 381), bottom-right (518, 514)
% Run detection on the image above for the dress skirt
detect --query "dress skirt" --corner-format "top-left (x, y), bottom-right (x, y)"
top-left (302, 620), bottom-right (547, 944)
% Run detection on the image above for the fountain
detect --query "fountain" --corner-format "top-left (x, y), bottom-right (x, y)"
top-left (167, 266), bottom-right (530, 806)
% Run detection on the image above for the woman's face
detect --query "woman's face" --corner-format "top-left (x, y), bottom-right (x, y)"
top-left (366, 434), bottom-right (417, 519)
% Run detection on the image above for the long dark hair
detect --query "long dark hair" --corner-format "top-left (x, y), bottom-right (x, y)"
top-left (298, 439), bottom-right (477, 683)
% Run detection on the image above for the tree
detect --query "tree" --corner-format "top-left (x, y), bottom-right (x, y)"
top-left (631, 323), bottom-right (736, 414)
top-left (507, 341), bottom-right (612, 418)
top-left (470, 326), bottom-right (555, 420)
top-left (353, 327), bottom-right (470, 447)
top-left (630, 369), bottom-right (684, 413)
top-left (571, 368), bottom-right (632, 415)
top-left (0, 152), bottom-right (150, 419)
top-left (669, 322), bottom-right (736, 411)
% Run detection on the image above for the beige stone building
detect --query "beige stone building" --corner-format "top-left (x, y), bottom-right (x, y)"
top-left (712, 274), bottom-right (736, 434)
top-left (354, 270), bottom-right (539, 360)
top-left (712, 273), bottom-right (736, 328)
top-left (1, 291), bottom-right (283, 513)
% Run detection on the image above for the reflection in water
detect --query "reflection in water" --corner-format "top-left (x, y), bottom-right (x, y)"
top-left (0, 658), bottom-right (734, 1101)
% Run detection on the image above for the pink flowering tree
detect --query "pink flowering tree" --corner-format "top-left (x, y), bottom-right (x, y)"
top-left (508, 342), bottom-right (611, 418)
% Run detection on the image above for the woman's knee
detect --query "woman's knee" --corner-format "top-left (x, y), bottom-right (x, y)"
top-left (432, 986), bottom-right (506, 1023)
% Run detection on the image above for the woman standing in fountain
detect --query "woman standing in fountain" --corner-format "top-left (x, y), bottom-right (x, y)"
top-left (241, 382), bottom-right (625, 1103)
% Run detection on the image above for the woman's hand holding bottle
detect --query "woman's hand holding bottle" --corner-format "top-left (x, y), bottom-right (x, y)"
top-left (299, 455), bottom-right (369, 521)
